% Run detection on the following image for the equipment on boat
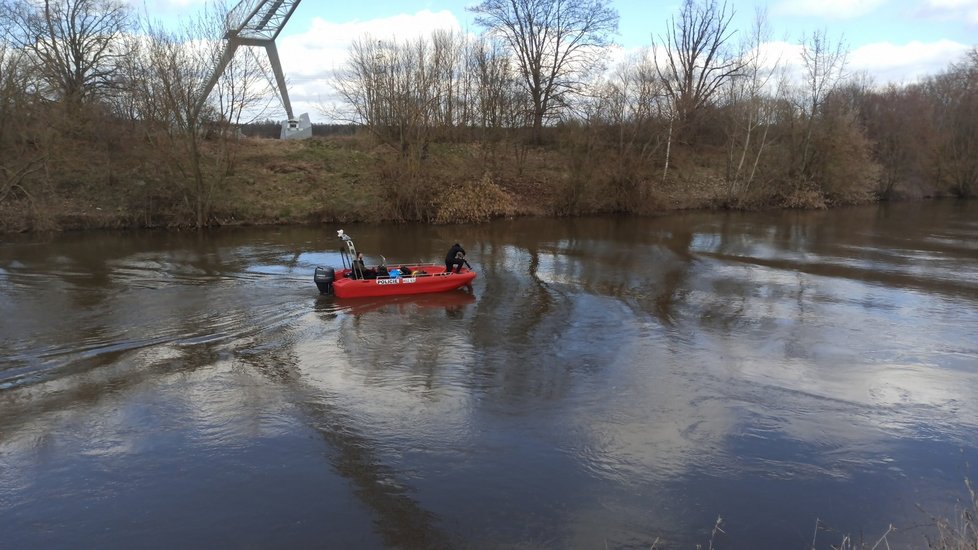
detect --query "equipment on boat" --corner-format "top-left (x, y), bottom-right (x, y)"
top-left (314, 230), bottom-right (476, 299)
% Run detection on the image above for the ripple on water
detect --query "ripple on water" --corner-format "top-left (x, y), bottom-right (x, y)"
top-left (2, 208), bottom-right (978, 548)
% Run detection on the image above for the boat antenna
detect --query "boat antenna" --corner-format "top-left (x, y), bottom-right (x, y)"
top-left (337, 229), bottom-right (358, 271)
top-left (337, 229), bottom-right (357, 257)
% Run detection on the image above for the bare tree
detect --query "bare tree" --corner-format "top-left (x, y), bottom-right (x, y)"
top-left (860, 84), bottom-right (935, 198)
top-left (588, 50), bottom-right (670, 201)
top-left (470, 0), bottom-right (618, 142)
top-left (0, 25), bottom-right (27, 147)
top-left (104, 33), bottom-right (145, 124)
top-left (469, 36), bottom-right (521, 131)
top-left (723, 7), bottom-right (783, 199)
top-left (430, 29), bottom-right (466, 132)
top-left (655, 0), bottom-right (743, 126)
top-left (333, 35), bottom-right (437, 158)
top-left (929, 48), bottom-right (978, 197)
top-left (334, 31), bottom-right (501, 162)
top-left (1, 0), bottom-right (133, 109)
top-left (0, 34), bottom-right (44, 215)
top-left (798, 29), bottom-right (848, 175)
top-left (330, 37), bottom-right (379, 126)
top-left (135, 1), bottom-right (258, 228)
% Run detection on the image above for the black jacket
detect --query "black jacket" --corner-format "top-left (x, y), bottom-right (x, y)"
top-left (445, 244), bottom-right (466, 263)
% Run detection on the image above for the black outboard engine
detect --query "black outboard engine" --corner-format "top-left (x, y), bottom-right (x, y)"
top-left (314, 266), bottom-right (335, 294)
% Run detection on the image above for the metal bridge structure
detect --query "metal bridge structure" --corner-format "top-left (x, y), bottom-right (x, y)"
top-left (196, 0), bottom-right (311, 139)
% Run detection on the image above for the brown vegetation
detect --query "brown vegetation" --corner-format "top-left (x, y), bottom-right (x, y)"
top-left (1, 0), bottom-right (977, 234)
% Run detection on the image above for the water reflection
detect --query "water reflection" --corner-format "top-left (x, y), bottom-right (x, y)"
top-left (236, 331), bottom-right (454, 549)
top-left (1, 202), bottom-right (977, 547)
top-left (325, 289), bottom-right (477, 318)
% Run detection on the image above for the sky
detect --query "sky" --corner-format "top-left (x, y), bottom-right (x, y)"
top-left (137, 0), bottom-right (978, 122)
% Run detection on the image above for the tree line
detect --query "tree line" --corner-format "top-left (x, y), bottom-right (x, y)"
top-left (332, 0), bottom-right (977, 210)
top-left (1, 0), bottom-right (976, 231)
top-left (1, 0), bottom-right (276, 229)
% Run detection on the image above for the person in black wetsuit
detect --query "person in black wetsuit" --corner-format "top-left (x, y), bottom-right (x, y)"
top-left (445, 243), bottom-right (466, 273)
top-left (351, 252), bottom-right (376, 279)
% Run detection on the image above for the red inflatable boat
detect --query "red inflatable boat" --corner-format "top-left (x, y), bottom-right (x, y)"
top-left (314, 230), bottom-right (476, 299)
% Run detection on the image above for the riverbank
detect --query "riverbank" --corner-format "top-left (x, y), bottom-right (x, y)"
top-left (0, 132), bottom-right (940, 234)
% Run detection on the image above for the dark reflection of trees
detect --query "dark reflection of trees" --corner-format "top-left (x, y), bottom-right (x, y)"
top-left (1, 320), bottom-right (453, 550)
top-left (488, 216), bottom-right (697, 327)
top-left (464, 230), bottom-right (572, 401)
top-left (683, 202), bottom-right (978, 353)
top-left (647, 223), bottom-right (695, 326)
top-left (235, 335), bottom-right (453, 549)
top-left (2, 226), bottom-right (455, 549)
top-left (386, 216), bottom-right (702, 404)
top-left (333, 291), bottom-right (476, 397)
top-left (697, 204), bottom-right (978, 308)
top-left (472, 240), bottom-right (557, 346)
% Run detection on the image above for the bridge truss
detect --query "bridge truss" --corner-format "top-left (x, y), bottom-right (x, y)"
top-left (197, 0), bottom-right (311, 139)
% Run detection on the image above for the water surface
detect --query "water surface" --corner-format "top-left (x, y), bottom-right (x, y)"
top-left (2, 201), bottom-right (977, 548)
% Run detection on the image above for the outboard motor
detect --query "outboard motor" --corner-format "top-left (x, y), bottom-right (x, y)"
top-left (314, 266), bottom-right (335, 294)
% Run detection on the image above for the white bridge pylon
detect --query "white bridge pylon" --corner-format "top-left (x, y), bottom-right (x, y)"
top-left (197, 0), bottom-right (311, 139)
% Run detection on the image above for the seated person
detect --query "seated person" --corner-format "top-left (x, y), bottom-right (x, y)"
top-left (351, 253), bottom-right (376, 279)
top-left (388, 267), bottom-right (401, 278)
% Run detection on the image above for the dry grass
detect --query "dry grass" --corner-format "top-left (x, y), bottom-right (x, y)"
top-left (0, 130), bottom-right (909, 233)
top-left (643, 481), bottom-right (978, 550)
top-left (926, 479), bottom-right (978, 549)
top-left (810, 518), bottom-right (896, 550)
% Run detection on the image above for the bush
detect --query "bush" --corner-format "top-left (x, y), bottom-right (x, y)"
top-left (432, 173), bottom-right (514, 224)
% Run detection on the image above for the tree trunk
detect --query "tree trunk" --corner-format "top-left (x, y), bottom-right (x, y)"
top-left (663, 117), bottom-right (673, 182)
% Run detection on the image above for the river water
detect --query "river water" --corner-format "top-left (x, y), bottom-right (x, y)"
top-left (2, 201), bottom-right (977, 548)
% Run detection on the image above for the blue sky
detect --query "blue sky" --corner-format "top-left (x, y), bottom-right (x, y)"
top-left (141, 0), bottom-right (977, 121)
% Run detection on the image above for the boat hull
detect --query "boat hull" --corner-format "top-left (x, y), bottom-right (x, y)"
top-left (330, 266), bottom-right (476, 299)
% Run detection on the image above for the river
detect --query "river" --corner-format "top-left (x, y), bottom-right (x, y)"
top-left (2, 201), bottom-right (977, 548)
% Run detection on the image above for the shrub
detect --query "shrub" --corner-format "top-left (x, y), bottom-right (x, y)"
top-left (432, 173), bottom-right (514, 224)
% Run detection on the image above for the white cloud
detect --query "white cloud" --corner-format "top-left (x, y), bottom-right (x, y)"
top-left (918, 0), bottom-right (978, 24)
top-left (773, 0), bottom-right (886, 18)
top-left (849, 39), bottom-right (972, 83)
top-left (750, 39), bottom-right (969, 90)
top-left (927, 0), bottom-right (978, 7)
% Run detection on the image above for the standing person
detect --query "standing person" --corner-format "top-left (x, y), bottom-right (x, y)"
top-left (445, 243), bottom-right (466, 273)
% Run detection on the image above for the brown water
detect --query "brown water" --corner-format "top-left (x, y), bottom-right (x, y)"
top-left (2, 201), bottom-right (977, 548)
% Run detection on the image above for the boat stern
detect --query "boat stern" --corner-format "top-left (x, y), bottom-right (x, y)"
top-left (314, 266), bottom-right (335, 294)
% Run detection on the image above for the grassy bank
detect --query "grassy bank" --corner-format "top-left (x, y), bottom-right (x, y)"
top-left (1, 129), bottom-right (931, 234)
